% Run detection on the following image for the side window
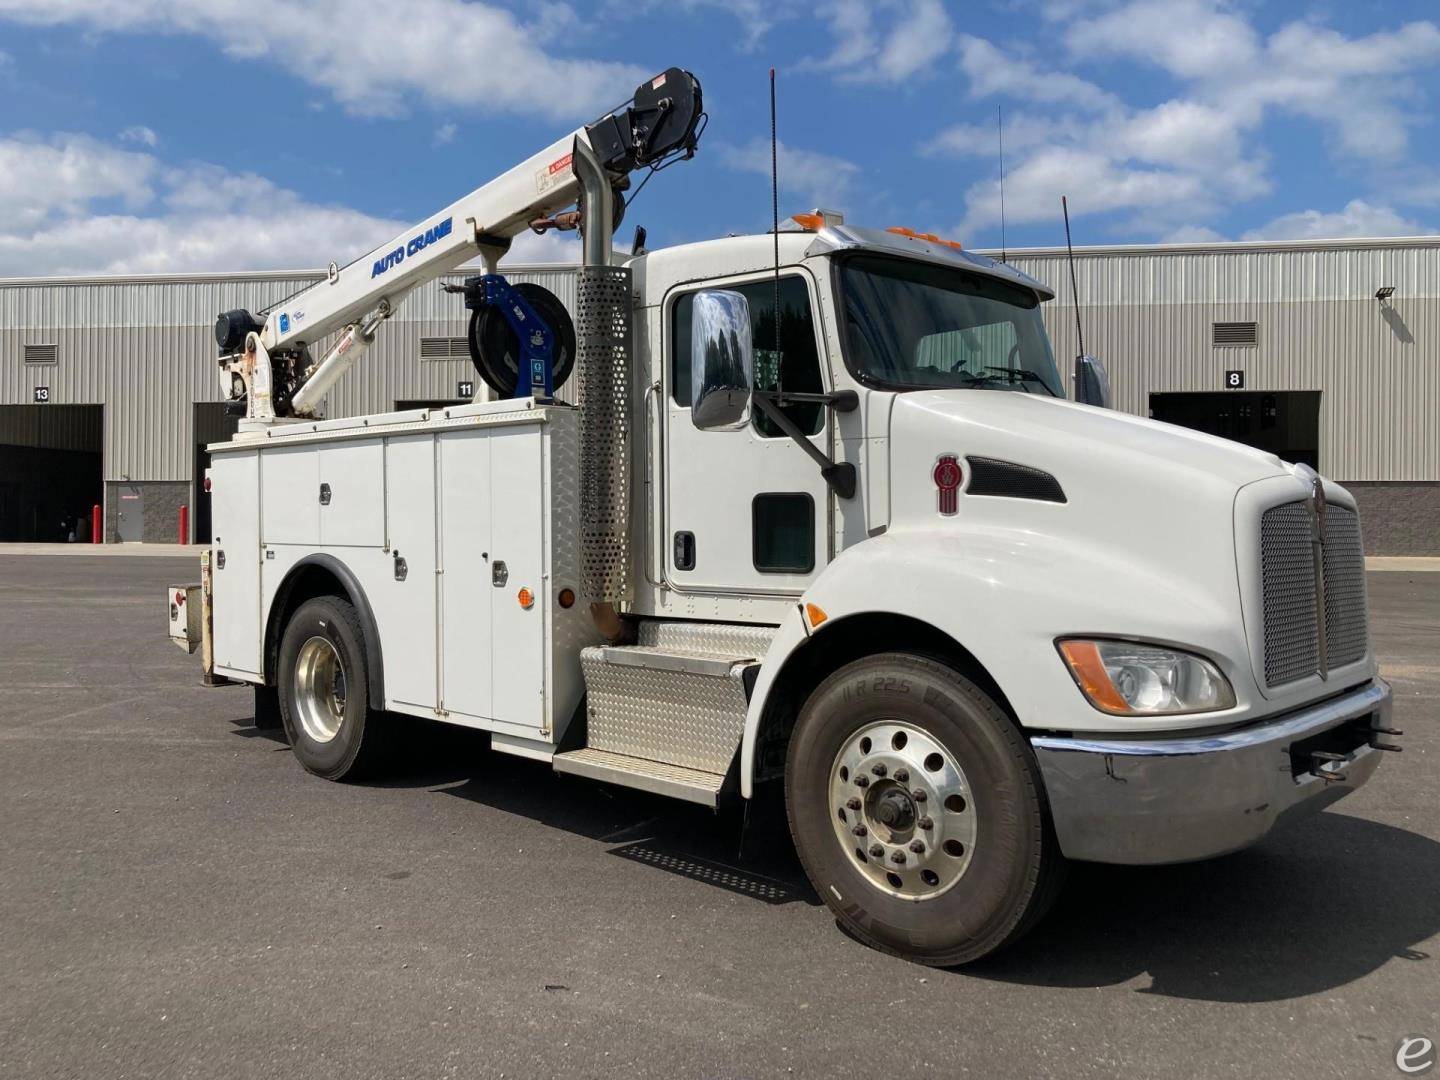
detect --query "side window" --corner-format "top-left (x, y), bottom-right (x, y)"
top-left (672, 275), bottom-right (824, 436)
top-left (752, 493), bottom-right (815, 573)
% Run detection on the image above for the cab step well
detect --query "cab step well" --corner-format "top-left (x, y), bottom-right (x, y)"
top-left (555, 621), bottom-right (777, 804)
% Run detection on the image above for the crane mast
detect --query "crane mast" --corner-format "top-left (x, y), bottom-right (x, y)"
top-left (214, 67), bottom-right (703, 425)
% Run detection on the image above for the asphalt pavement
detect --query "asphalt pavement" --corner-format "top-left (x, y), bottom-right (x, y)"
top-left (0, 554), bottom-right (1435, 1079)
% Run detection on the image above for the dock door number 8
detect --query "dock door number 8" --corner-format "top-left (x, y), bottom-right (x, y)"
top-left (1224, 370), bottom-right (1245, 389)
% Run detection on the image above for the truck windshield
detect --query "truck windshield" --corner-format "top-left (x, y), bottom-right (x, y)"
top-left (836, 254), bottom-right (1063, 397)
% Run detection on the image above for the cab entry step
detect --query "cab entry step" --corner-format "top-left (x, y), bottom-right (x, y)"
top-left (562, 621), bottom-right (778, 804)
top-left (552, 747), bottom-right (726, 806)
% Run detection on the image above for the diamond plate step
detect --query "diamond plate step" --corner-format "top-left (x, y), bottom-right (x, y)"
top-left (581, 643), bottom-right (754, 775)
top-left (552, 748), bottom-right (726, 807)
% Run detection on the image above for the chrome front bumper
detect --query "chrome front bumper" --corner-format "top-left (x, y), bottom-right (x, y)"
top-left (1031, 679), bottom-right (1393, 865)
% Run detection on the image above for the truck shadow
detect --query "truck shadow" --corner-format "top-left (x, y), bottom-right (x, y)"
top-left (966, 811), bottom-right (1439, 1002)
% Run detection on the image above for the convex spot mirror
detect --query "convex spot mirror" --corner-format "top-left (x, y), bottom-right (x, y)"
top-left (691, 289), bottom-right (754, 431)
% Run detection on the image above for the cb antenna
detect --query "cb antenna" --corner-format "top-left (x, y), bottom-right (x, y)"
top-left (1062, 194), bottom-right (1085, 358)
top-left (770, 67), bottom-right (781, 383)
top-left (998, 106), bottom-right (1007, 263)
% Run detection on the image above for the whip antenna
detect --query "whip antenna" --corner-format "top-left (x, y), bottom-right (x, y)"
top-left (770, 67), bottom-right (781, 385)
top-left (998, 106), bottom-right (1008, 263)
top-left (1062, 195), bottom-right (1085, 358)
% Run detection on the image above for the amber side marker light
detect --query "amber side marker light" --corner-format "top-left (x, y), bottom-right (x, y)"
top-left (1057, 640), bottom-right (1131, 714)
top-left (805, 602), bottom-right (828, 628)
top-left (517, 587), bottom-right (535, 610)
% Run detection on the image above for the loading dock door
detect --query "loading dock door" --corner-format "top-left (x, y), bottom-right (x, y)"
top-left (0, 404), bottom-right (103, 541)
top-left (194, 403), bottom-right (240, 544)
top-left (1150, 391), bottom-right (1320, 470)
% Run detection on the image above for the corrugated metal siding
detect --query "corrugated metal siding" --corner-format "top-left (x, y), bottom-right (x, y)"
top-left (1002, 242), bottom-right (1440, 481)
top-left (0, 267), bottom-right (577, 481)
top-left (2, 239), bottom-right (1437, 483)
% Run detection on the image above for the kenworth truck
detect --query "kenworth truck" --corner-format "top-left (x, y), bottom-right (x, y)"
top-left (167, 67), bottom-right (1397, 964)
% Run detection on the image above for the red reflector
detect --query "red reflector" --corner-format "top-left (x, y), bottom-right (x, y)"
top-left (203, 476), bottom-right (212, 492)
top-left (174, 590), bottom-right (185, 605)
top-left (934, 455), bottom-right (962, 515)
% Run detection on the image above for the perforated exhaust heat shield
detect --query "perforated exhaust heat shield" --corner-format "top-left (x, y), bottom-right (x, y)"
top-left (576, 265), bottom-right (633, 604)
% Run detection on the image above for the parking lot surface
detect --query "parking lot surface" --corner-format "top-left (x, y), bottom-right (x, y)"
top-left (0, 554), bottom-right (1435, 1079)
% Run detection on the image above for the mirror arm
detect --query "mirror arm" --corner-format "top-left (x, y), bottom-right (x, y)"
top-left (751, 392), bottom-right (857, 500)
top-left (767, 389), bottom-right (859, 413)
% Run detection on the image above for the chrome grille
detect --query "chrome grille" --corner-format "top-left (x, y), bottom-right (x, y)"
top-left (1259, 498), bottom-right (1368, 687)
top-left (1323, 506), bottom-right (1368, 668)
top-left (1260, 502), bottom-right (1318, 686)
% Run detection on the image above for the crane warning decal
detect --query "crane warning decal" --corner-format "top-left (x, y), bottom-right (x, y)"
top-left (370, 217), bottom-right (454, 278)
top-left (536, 152), bottom-right (573, 195)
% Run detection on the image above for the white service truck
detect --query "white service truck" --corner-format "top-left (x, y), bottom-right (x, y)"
top-left (168, 67), bottom-right (1398, 965)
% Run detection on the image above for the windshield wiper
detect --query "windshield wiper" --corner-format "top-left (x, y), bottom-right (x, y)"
top-left (979, 366), bottom-right (1057, 396)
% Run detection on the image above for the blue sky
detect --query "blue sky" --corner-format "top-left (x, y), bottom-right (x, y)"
top-left (1, 0), bottom-right (1438, 275)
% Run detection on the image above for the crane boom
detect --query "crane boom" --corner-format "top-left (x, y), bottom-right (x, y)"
top-left (215, 66), bottom-right (703, 424)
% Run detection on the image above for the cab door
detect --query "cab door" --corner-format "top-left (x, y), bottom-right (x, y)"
top-left (663, 270), bottom-right (831, 596)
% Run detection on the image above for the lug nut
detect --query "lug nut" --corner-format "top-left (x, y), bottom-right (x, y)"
top-left (911, 789), bottom-right (927, 803)
top-left (909, 840), bottom-right (926, 854)
top-left (894, 768), bottom-right (909, 783)
top-left (871, 763), bottom-right (887, 777)
top-left (855, 775), bottom-right (869, 788)
top-left (846, 797), bottom-right (862, 811)
top-left (869, 843), bottom-right (884, 858)
top-left (918, 816), bottom-right (933, 830)
top-left (890, 851), bottom-right (907, 865)
top-left (852, 824), bottom-right (868, 837)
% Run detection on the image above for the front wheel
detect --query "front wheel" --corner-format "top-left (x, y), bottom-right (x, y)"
top-left (277, 595), bottom-right (391, 781)
top-left (785, 653), bottom-right (1064, 965)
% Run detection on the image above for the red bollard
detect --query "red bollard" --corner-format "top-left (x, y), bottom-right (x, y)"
top-left (178, 504), bottom-right (189, 545)
top-left (91, 503), bottom-right (102, 544)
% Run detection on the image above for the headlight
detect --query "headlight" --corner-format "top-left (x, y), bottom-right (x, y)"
top-left (1057, 639), bottom-right (1236, 716)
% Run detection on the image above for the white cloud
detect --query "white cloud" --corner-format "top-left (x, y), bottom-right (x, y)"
top-left (956, 35), bottom-right (1119, 114)
top-left (0, 130), bottom-right (589, 277)
top-left (942, 4), bottom-right (1440, 241)
top-left (119, 124), bottom-right (158, 147)
top-left (1065, 1), bottom-right (1440, 162)
top-left (0, 0), bottom-right (646, 120)
top-left (0, 131), bottom-right (406, 275)
top-left (1241, 200), bottom-right (1433, 242)
top-left (807, 0), bottom-right (954, 83)
top-left (717, 138), bottom-right (861, 209)
top-left (433, 122), bottom-right (458, 147)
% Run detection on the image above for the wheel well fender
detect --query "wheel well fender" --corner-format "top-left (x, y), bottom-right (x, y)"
top-left (740, 610), bottom-right (1015, 799)
top-left (263, 554), bottom-right (385, 705)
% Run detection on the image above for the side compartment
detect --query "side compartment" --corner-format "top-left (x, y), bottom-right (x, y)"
top-left (209, 448), bottom-right (262, 677)
top-left (437, 429), bottom-right (494, 725)
top-left (378, 434), bottom-right (439, 710)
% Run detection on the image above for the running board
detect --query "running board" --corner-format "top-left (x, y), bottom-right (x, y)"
top-left (552, 748), bottom-right (726, 807)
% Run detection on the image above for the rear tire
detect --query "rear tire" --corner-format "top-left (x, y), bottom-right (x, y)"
top-left (785, 652), bottom-right (1065, 966)
top-left (277, 596), bottom-right (391, 781)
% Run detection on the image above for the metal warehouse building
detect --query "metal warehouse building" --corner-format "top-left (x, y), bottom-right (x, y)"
top-left (0, 234), bottom-right (1435, 553)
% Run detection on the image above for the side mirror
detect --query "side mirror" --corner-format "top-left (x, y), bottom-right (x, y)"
top-left (690, 290), bottom-right (754, 431)
top-left (1073, 354), bottom-right (1111, 409)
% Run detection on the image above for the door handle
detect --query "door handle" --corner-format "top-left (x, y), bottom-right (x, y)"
top-left (673, 531), bottom-right (695, 571)
top-left (492, 560), bottom-right (508, 587)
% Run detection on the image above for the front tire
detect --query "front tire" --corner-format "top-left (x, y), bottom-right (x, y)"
top-left (277, 596), bottom-right (391, 781)
top-left (785, 653), bottom-right (1064, 965)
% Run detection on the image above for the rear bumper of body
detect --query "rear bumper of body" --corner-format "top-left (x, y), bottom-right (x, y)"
top-left (1031, 679), bottom-right (1392, 865)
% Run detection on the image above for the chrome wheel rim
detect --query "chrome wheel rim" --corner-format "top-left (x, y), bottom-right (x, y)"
top-left (293, 636), bottom-right (347, 743)
top-left (829, 720), bottom-right (977, 900)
